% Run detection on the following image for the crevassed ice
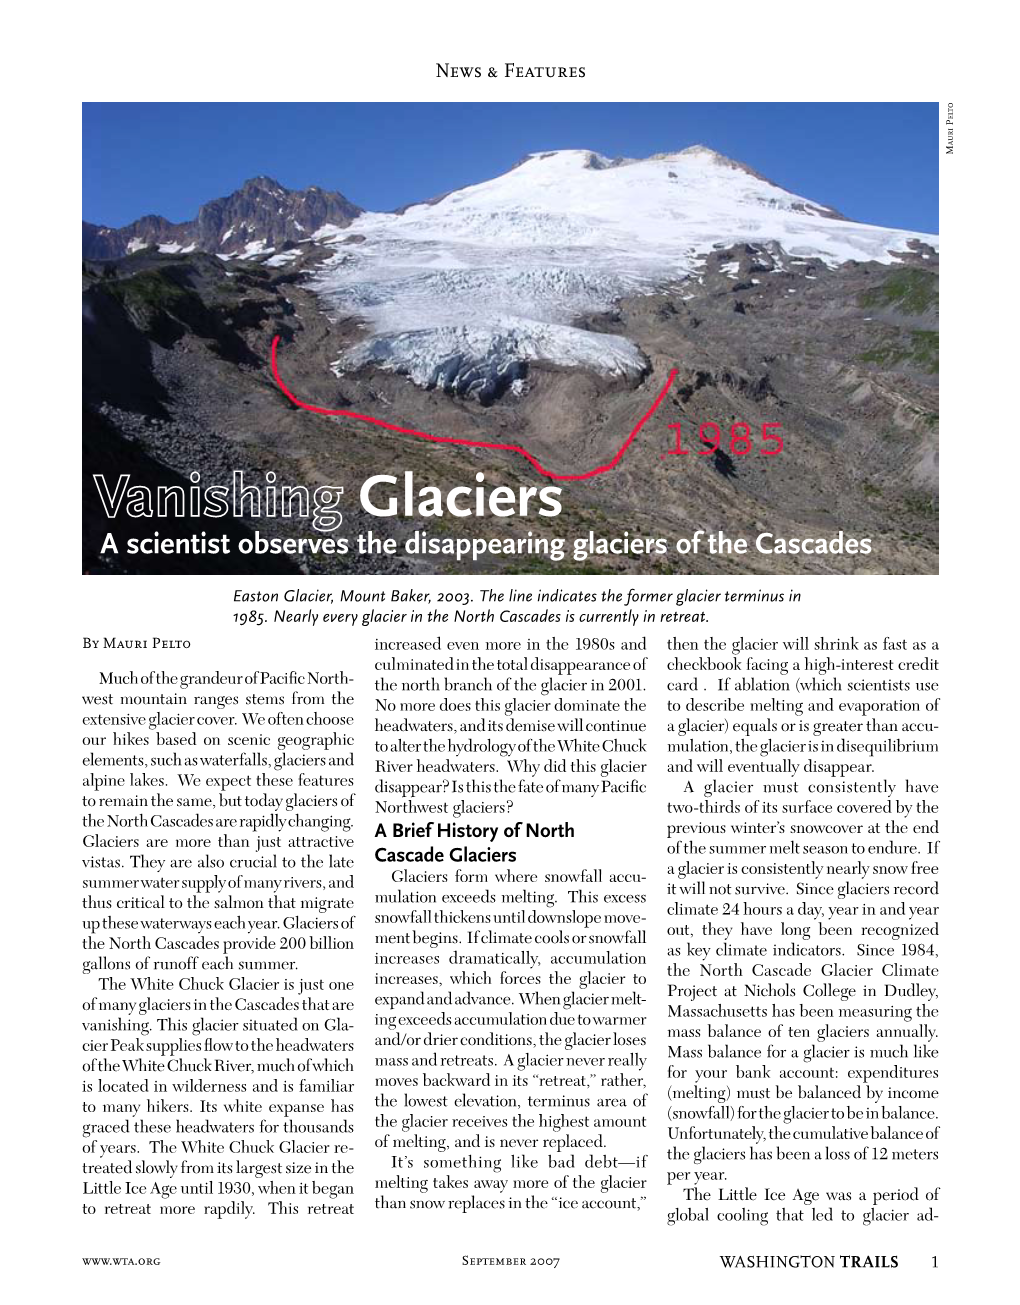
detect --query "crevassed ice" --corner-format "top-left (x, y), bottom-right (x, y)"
top-left (336, 317), bottom-right (647, 403)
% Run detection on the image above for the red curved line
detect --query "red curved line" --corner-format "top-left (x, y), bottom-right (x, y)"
top-left (270, 335), bottom-right (678, 482)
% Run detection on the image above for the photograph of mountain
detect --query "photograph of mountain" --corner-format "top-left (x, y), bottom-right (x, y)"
top-left (82, 103), bottom-right (938, 575)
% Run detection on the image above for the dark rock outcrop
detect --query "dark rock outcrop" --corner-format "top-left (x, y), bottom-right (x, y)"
top-left (83, 177), bottom-right (361, 259)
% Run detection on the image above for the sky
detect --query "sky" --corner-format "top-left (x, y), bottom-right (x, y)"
top-left (83, 103), bottom-right (939, 233)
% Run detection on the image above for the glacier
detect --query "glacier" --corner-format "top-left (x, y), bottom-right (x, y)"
top-left (338, 317), bottom-right (648, 403)
top-left (306, 146), bottom-right (939, 401)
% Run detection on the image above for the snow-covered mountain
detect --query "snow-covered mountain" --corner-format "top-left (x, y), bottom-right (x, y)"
top-left (306, 146), bottom-right (938, 400)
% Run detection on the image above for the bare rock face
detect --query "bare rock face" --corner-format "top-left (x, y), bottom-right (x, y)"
top-left (82, 177), bottom-right (361, 259)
